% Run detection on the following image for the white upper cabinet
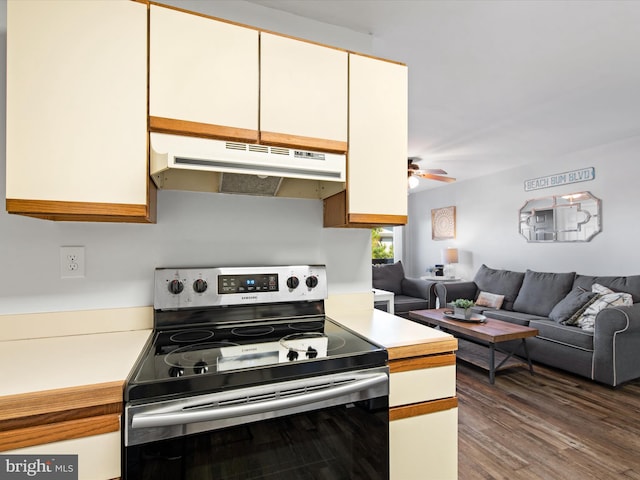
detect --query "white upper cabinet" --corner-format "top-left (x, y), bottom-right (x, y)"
top-left (347, 53), bottom-right (408, 221)
top-left (6, 0), bottom-right (152, 222)
top-left (260, 33), bottom-right (348, 152)
top-left (149, 5), bottom-right (259, 142)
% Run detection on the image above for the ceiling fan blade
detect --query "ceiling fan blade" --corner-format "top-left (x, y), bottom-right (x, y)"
top-left (416, 168), bottom-right (448, 175)
top-left (415, 172), bottom-right (456, 183)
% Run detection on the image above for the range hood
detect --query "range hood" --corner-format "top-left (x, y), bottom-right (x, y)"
top-left (150, 133), bottom-right (346, 198)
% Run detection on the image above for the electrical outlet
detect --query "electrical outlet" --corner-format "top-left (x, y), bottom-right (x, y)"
top-left (60, 246), bottom-right (85, 279)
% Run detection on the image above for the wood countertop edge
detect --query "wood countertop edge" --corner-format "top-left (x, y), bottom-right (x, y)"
top-left (0, 414), bottom-right (121, 452)
top-left (0, 381), bottom-right (125, 452)
top-left (386, 337), bottom-right (458, 361)
top-left (0, 380), bottom-right (124, 422)
top-left (389, 397), bottom-right (458, 421)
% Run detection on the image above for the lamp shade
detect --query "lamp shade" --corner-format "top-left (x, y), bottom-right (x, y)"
top-left (442, 248), bottom-right (459, 264)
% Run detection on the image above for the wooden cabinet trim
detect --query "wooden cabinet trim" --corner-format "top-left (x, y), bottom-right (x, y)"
top-left (323, 190), bottom-right (348, 227)
top-left (259, 131), bottom-right (348, 154)
top-left (0, 381), bottom-right (124, 422)
top-left (323, 192), bottom-right (409, 228)
top-left (390, 397), bottom-right (458, 421)
top-left (0, 381), bottom-right (125, 452)
top-left (387, 338), bottom-right (458, 361)
top-left (147, 1), bottom-right (407, 65)
top-left (148, 1), bottom-right (260, 32)
top-left (0, 414), bottom-right (120, 452)
top-left (150, 116), bottom-right (259, 144)
top-left (2, 404), bottom-right (122, 433)
top-left (148, 119), bottom-right (347, 154)
top-left (347, 213), bottom-right (408, 226)
top-left (6, 199), bottom-right (154, 223)
top-left (389, 353), bottom-right (456, 373)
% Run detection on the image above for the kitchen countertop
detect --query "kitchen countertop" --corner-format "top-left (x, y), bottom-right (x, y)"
top-left (330, 308), bottom-right (457, 360)
top-left (0, 302), bottom-right (453, 399)
top-left (0, 297), bottom-right (454, 453)
top-left (0, 329), bottom-right (152, 397)
top-left (0, 299), bottom-right (457, 480)
top-left (0, 328), bottom-right (152, 453)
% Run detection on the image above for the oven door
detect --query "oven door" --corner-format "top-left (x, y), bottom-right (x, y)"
top-left (124, 367), bottom-right (389, 480)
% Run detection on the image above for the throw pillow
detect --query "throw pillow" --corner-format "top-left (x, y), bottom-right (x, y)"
top-left (549, 288), bottom-right (598, 324)
top-left (592, 283), bottom-right (614, 295)
top-left (563, 294), bottom-right (601, 326)
top-left (475, 291), bottom-right (505, 309)
top-left (513, 270), bottom-right (576, 317)
top-left (372, 261), bottom-right (405, 295)
top-left (472, 265), bottom-right (525, 311)
top-left (574, 274), bottom-right (640, 303)
top-left (576, 292), bottom-right (633, 331)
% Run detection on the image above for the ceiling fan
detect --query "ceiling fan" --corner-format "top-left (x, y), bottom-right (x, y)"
top-left (408, 157), bottom-right (456, 187)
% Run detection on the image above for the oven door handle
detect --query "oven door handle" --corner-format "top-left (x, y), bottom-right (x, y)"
top-left (131, 372), bottom-right (387, 429)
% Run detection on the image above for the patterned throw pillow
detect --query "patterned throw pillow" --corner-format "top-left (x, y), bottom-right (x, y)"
top-left (575, 284), bottom-right (633, 331)
top-left (592, 283), bottom-right (615, 295)
top-left (563, 294), bottom-right (600, 326)
top-left (475, 291), bottom-right (505, 309)
top-left (550, 288), bottom-right (599, 324)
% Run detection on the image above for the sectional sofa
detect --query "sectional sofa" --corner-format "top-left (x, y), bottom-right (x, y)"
top-left (433, 264), bottom-right (640, 387)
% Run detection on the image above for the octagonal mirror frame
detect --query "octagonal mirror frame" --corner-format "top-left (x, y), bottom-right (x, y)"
top-left (519, 191), bottom-right (601, 242)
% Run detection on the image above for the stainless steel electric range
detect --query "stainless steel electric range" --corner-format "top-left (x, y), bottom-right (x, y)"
top-left (123, 265), bottom-right (389, 480)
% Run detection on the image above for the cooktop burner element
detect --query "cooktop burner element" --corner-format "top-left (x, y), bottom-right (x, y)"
top-left (288, 321), bottom-right (325, 331)
top-left (164, 341), bottom-right (240, 369)
top-left (231, 325), bottom-right (275, 337)
top-left (125, 266), bottom-right (387, 402)
top-left (169, 329), bottom-right (214, 343)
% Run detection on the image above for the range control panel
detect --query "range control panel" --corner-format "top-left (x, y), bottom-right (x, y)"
top-left (154, 265), bottom-right (327, 310)
top-left (218, 273), bottom-right (279, 294)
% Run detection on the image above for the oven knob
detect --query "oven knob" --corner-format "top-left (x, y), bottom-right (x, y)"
top-left (305, 276), bottom-right (318, 288)
top-left (306, 346), bottom-right (318, 359)
top-left (193, 279), bottom-right (208, 293)
top-left (168, 279), bottom-right (184, 295)
top-left (286, 276), bottom-right (299, 289)
top-left (194, 361), bottom-right (208, 374)
top-left (169, 365), bottom-right (184, 377)
top-left (287, 349), bottom-right (299, 361)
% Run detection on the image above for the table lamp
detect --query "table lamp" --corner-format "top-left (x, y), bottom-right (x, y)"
top-left (442, 248), bottom-right (459, 278)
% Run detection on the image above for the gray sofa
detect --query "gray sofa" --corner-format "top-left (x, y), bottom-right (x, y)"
top-left (433, 264), bottom-right (640, 387)
top-left (372, 261), bottom-right (436, 318)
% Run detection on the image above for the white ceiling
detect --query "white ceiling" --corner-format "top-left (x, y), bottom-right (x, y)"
top-left (248, 0), bottom-right (640, 192)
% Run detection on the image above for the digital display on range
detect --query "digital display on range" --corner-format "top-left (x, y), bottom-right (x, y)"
top-left (218, 274), bottom-right (279, 294)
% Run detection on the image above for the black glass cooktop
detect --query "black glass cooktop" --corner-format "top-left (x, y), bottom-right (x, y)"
top-left (125, 316), bottom-right (386, 402)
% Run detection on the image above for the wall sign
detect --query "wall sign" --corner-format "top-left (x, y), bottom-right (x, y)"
top-left (524, 167), bottom-right (595, 192)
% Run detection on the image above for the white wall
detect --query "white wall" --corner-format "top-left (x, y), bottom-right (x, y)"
top-left (405, 136), bottom-right (640, 281)
top-left (0, 1), bottom-right (374, 316)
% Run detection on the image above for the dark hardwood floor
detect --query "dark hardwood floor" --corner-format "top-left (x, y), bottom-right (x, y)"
top-left (457, 362), bottom-right (640, 479)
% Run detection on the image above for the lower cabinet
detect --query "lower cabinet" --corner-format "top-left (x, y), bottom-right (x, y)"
top-left (3, 431), bottom-right (121, 480)
top-left (389, 358), bottom-right (458, 479)
top-left (0, 380), bottom-right (124, 479)
top-left (390, 408), bottom-right (458, 480)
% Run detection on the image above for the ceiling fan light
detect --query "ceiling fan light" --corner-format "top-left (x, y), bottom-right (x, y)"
top-left (408, 175), bottom-right (419, 189)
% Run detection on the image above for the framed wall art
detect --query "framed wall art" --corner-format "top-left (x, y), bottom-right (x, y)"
top-left (431, 206), bottom-right (456, 240)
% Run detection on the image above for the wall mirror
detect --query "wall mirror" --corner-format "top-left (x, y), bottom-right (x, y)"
top-left (519, 191), bottom-right (601, 242)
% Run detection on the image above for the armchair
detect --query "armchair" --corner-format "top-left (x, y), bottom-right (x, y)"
top-left (372, 261), bottom-right (436, 318)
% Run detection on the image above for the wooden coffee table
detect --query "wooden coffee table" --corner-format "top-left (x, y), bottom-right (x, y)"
top-left (409, 308), bottom-right (539, 384)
